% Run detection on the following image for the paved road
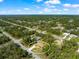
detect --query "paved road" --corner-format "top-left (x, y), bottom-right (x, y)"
top-left (0, 19), bottom-right (62, 40)
top-left (2, 31), bottom-right (41, 59)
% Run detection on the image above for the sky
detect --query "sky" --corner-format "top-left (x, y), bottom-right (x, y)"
top-left (0, 0), bottom-right (79, 15)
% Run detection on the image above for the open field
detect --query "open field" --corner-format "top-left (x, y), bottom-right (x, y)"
top-left (0, 15), bottom-right (79, 59)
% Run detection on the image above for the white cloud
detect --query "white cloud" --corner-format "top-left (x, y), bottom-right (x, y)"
top-left (77, 10), bottom-right (79, 12)
top-left (24, 8), bottom-right (30, 10)
top-left (72, 4), bottom-right (79, 8)
top-left (0, 0), bottom-right (3, 2)
top-left (45, 0), bottom-right (61, 4)
top-left (63, 8), bottom-right (69, 11)
top-left (38, 11), bottom-right (43, 14)
top-left (36, 0), bottom-right (43, 2)
top-left (52, 8), bottom-right (61, 11)
top-left (0, 11), bottom-right (6, 14)
top-left (16, 9), bottom-right (22, 12)
top-left (63, 4), bottom-right (79, 8)
top-left (37, 6), bottom-right (40, 8)
top-left (63, 4), bottom-right (71, 7)
top-left (50, 5), bottom-right (55, 8)
top-left (44, 8), bottom-right (48, 12)
top-left (43, 8), bottom-right (50, 12)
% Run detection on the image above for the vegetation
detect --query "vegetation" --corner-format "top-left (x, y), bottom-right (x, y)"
top-left (0, 15), bottom-right (79, 59)
top-left (0, 43), bottom-right (33, 59)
